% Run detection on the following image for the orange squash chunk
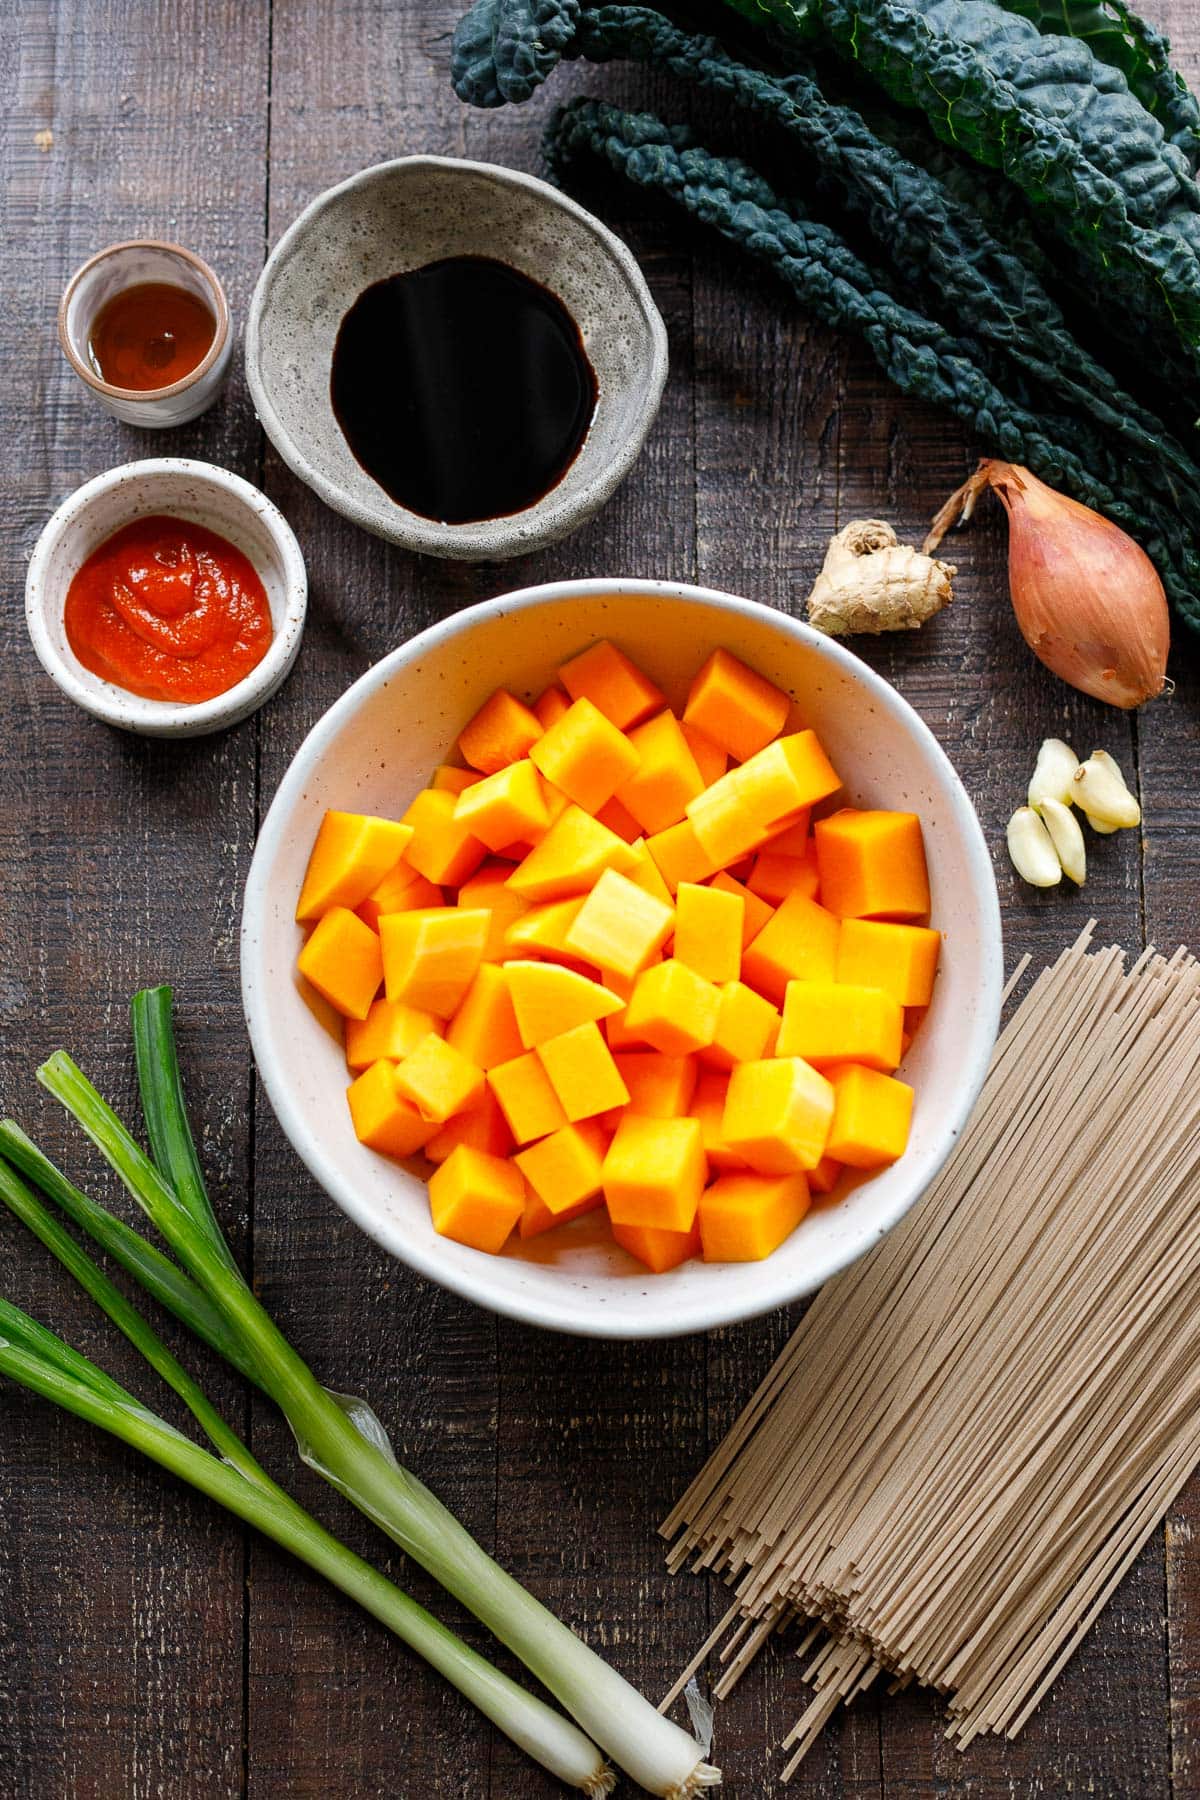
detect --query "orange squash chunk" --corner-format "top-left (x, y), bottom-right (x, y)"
top-left (814, 809), bottom-right (930, 920)
top-left (395, 1033), bottom-right (486, 1123)
top-left (487, 1051), bottom-right (568, 1145)
top-left (777, 980), bottom-right (903, 1072)
top-left (825, 1064), bottom-right (914, 1167)
top-left (345, 996), bottom-right (442, 1071)
top-left (532, 684), bottom-right (571, 730)
top-left (564, 868), bottom-right (674, 980)
top-left (457, 860), bottom-right (529, 962)
top-left (425, 1087), bottom-right (514, 1164)
top-left (452, 759), bottom-right (550, 852)
top-left (616, 712), bottom-right (705, 835)
top-left (529, 696), bottom-right (642, 814)
top-left (506, 804), bottom-right (638, 903)
top-left (690, 1070), bottom-right (748, 1171)
top-left (347, 1059), bottom-right (437, 1158)
top-left (835, 918), bottom-right (941, 1007)
top-left (357, 862), bottom-right (443, 931)
top-left (446, 963), bottom-right (525, 1070)
top-left (722, 1058), bottom-right (834, 1175)
top-left (680, 721), bottom-right (728, 787)
top-left (747, 845), bottom-right (819, 905)
top-left (428, 1146), bottom-right (526, 1253)
top-left (602, 1113), bottom-right (707, 1232)
top-left (402, 788), bottom-right (488, 887)
top-left (699, 1170), bottom-right (810, 1262)
top-left (611, 1217), bottom-right (700, 1273)
top-left (458, 689), bottom-right (543, 774)
top-left (674, 882), bottom-right (743, 985)
top-left (644, 819), bottom-right (717, 895)
top-left (296, 811), bottom-right (415, 922)
top-left (558, 639), bottom-right (665, 730)
top-left (683, 648), bottom-right (790, 762)
top-left (298, 906), bottom-right (383, 1020)
top-left (431, 765), bottom-right (481, 795)
top-left (699, 981), bottom-right (780, 1072)
top-left (379, 907), bottom-right (490, 1018)
top-left (505, 960), bottom-right (624, 1048)
top-left (741, 891), bottom-right (840, 1005)
top-left (686, 734), bottom-right (838, 866)
top-left (807, 1154), bottom-right (844, 1195)
top-left (519, 1187), bottom-right (604, 1238)
top-left (537, 1021), bottom-right (630, 1122)
top-left (594, 795), bottom-right (644, 843)
top-left (612, 1052), bottom-right (698, 1118)
top-left (709, 871), bottom-right (774, 946)
top-left (515, 1118), bottom-right (609, 1214)
top-left (503, 897), bottom-right (587, 965)
top-left (623, 960), bottom-right (721, 1058)
top-left (624, 837), bottom-right (674, 908)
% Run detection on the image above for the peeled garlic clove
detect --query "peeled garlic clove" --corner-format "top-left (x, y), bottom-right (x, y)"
top-left (1038, 797), bottom-right (1086, 884)
top-left (1072, 752), bottom-right (1141, 828)
top-left (1085, 810), bottom-right (1119, 835)
top-left (1027, 737), bottom-right (1080, 809)
top-left (1007, 806), bottom-right (1063, 887)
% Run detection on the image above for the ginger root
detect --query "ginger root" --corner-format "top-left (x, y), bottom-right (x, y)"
top-left (805, 519), bottom-right (954, 636)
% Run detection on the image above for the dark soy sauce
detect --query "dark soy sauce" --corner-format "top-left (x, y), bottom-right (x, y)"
top-left (330, 256), bottom-right (598, 524)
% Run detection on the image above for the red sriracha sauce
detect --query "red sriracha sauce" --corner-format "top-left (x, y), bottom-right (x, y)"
top-left (64, 515), bottom-right (274, 704)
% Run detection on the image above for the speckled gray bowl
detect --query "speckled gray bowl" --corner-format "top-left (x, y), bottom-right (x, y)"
top-left (244, 156), bottom-right (669, 560)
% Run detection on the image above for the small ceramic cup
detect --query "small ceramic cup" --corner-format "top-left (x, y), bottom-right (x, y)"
top-left (58, 241), bottom-right (234, 428)
top-left (26, 458), bottom-right (307, 737)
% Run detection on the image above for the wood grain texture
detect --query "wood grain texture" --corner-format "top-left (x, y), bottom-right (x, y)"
top-left (0, 0), bottom-right (1196, 1795)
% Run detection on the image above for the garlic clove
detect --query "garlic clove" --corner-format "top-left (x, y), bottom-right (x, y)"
top-left (1085, 811), bottom-right (1120, 835)
top-left (1007, 806), bottom-right (1063, 887)
top-left (1072, 752), bottom-right (1141, 829)
top-left (1027, 738), bottom-right (1080, 810)
top-left (1038, 798), bottom-right (1086, 885)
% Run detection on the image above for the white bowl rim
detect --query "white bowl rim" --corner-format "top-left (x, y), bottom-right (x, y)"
top-left (242, 576), bottom-right (1004, 1339)
top-left (244, 154), bottom-right (670, 559)
top-left (25, 457), bottom-right (308, 736)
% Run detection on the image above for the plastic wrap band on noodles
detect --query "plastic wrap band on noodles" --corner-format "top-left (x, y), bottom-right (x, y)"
top-left (662, 923), bottom-right (1200, 1771)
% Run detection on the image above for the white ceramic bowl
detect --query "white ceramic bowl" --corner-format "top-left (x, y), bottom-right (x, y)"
top-left (26, 459), bottom-right (307, 737)
top-left (242, 580), bottom-right (1003, 1339)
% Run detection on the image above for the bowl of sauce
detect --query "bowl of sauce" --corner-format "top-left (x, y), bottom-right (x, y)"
top-left (246, 157), bottom-right (669, 560)
top-left (26, 459), bottom-right (307, 736)
top-left (59, 242), bottom-right (233, 428)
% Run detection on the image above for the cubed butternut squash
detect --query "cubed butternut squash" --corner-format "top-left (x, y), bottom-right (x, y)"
top-left (611, 1217), bottom-right (701, 1272)
top-left (457, 861), bottom-right (530, 962)
top-left (445, 963), bottom-right (525, 1070)
top-left (699, 1171), bottom-right (810, 1262)
top-left (487, 1051), bottom-right (568, 1145)
top-left (699, 981), bottom-right (780, 1072)
top-left (644, 819), bottom-right (717, 894)
top-left (615, 711), bottom-right (705, 835)
top-left (813, 809), bottom-right (930, 920)
top-left (452, 759), bottom-right (550, 852)
top-left (379, 907), bottom-right (490, 1018)
top-left (747, 845), bottom-right (819, 905)
top-left (296, 811), bottom-right (415, 922)
top-left (564, 868), bottom-right (674, 980)
top-left (776, 980), bottom-right (904, 1072)
top-left (298, 906), bottom-right (383, 1020)
top-left (825, 1064), bottom-right (914, 1167)
top-left (402, 788), bottom-right (488, 887)
top-left (395, 1033), bottom-right (486, 1123)
top-left (623, 960), bottom-right (721, 1058)
top-left (602, 1113), bottom-right (707, 1232)
top-left (514, 1119), bottom-right (609, 1214)
top-left (425, 1087), bottom-right (514, 1164)
top-left (612, 1052), bottom-right (698, 1119)
top-left (528, 696), bottom-right (641, 815)
top-left (708, 871), bottom-right (774, 946)
top-left (532, 685), bottom-right (571, 730)
top-left (347, 1059), bottom-right (437, 1158)
top-left (835, 918), bottom-right (941, 1007)
top-left (680, 721), bottom-right (728, 787)
top-left (537, 1021), bottom-right (630, 1122)
top-left (428, 1146), bottom-right (526, 1253)
top-left (457, 689), bottom-right (543, 774)
top-left (431, 765), bottom-right (481, 795)
top-left (505, 960), bottom-right (624, 1048)
top-left (683, 647), bottom-right (790, 762)
top-left (506, 804), bottom-right (638, 902)
top-left (673, 882), bottom-right (743, 985)
top-left (558, 640), bottom-right (664, 730)
top-left (345, 996), bottom-right (442, 1070)
top-left (357, 862), bottom-right (443, 931)
top-left (722, 1057), bottom-right (834, 1175)
top-left (741, 891), bottom-right (840, 1005)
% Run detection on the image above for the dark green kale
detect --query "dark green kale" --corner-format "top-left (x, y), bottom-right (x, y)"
top-left (451, 0), bottom-right (579, 105)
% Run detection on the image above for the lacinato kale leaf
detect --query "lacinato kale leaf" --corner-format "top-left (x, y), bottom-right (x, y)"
top-left (451, 0), bottom-right (579, 105)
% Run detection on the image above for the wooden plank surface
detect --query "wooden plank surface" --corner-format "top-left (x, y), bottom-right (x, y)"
top-left (0, 0), bottom-right (1197, 1795)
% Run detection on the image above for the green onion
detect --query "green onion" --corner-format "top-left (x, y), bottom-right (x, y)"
top-left (19, 989), bottom-right (718, 1798)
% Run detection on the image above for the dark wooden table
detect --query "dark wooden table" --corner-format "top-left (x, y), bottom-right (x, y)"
top-left (5, 3), bottom-right (1200, 1795)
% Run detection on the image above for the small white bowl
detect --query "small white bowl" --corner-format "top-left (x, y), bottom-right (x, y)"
top-left (242, 579), bottom-right (1003, 1339)
top-left (26, 459), bottom-right (307, 737)
top-left (59, 241), bottom-right (234, 428)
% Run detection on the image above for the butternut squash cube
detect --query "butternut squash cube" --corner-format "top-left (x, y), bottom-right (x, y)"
top-left (594, 795), bottom-right (644, 843)
top-left (296, 811), bottom-right (415, 922)
top-left (505, 960), bottom-right (624, 1048)
top-left (722, 1058), bottom-right (834, 1175)
top-left (776, 980), bottom-right (904, 1072)
top-left (457, 860), bottom-right (529, 962)
top-left (357, 863), bottom-right (443, 931)
top-left (747, 845), bottom-right (819, 905)
top-left (741, 891), bottom-right (840, 1005)
top-left (644, 819), bottom-right (717, 894)
top-left (425, 1087), bottom-right (514, 1164)
top-left (709, 871), bottom-right (774, 946)
top-left (428, 1146), bottom-right (526, 1253)
top-left (532, 685), bottom-right (571, 730)
top-left (559, 639), bottom-right (665, 730)
top-left (394, 1033), bottom-right (485, 1123)
top-left (457, 689), bottom-right (543, 774)
top-left (345, 996), bottom-right (442, 1071)
top-left (690, 1070), bottom-right (749, 1170)
top-left (431, 765), bottom-right (481, 795)
top-left (519, 1189), bottom-right (604, 1238)
top-left (611, 1217), bottom-right (701, 1273)
top-left (452, 758), bottom-right (550, 852)
top-left (623, 959), bottom-right (721, 1058)
top-left (686, 734), bottom-right (838, 866)
top-left (402, 788), bottom-right (488, 887)
top-left (346, 1059), bottom-right (437, 1158)
top-left (615, 712), bottom-right (705, 835)
top-left (674, 882), bottom-right (743, 984)
top-left (487, 1051), bottom-right (568, 1145)
top-left (683, 647), bottom-right (791, 762)
top-left (446, 963), bottom-right (525, 1070)
top-left (506, 804), bottom-right (638, 903)
top-left (612, 1052), bottom-right (698, 1118)
top-left (699, 1170), bottom-right (810, 1262)
top-left (699, 981), bottom-right (780, 1072)
top-left (835, 918), bottom-right (941, 1007)
top-left (298, 906), bottom-right (383, 1020)
top-left (564, 868), bottom-right (675, 980)
top-left (528, 696), bottom-right (642, 814)
top-left (826, 1064), bottom-right (914, 1167)
top-left (515, 1118), bottom-right (609, 1214)
top-left (807, 1153), bottom-right (844, 1195)
top-left (602, 1113), bottom-right (707, 1232)
top-left (379, 907), bottom-right (490, 1018)
top-left (503, 897), bottom-right (586, 966)
top-left (680, 721), bottom-right (728, 787)
top-left (813, 809), bottom-right (931, 920)
top-left (759, 814), bottom-right (812, 856)
top-left (684, 772), bottom-right (769, 868)
top-left (624, 837), bottom-right (675, 908)
top-left (537, 1021), bottom-right (630, 1122)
